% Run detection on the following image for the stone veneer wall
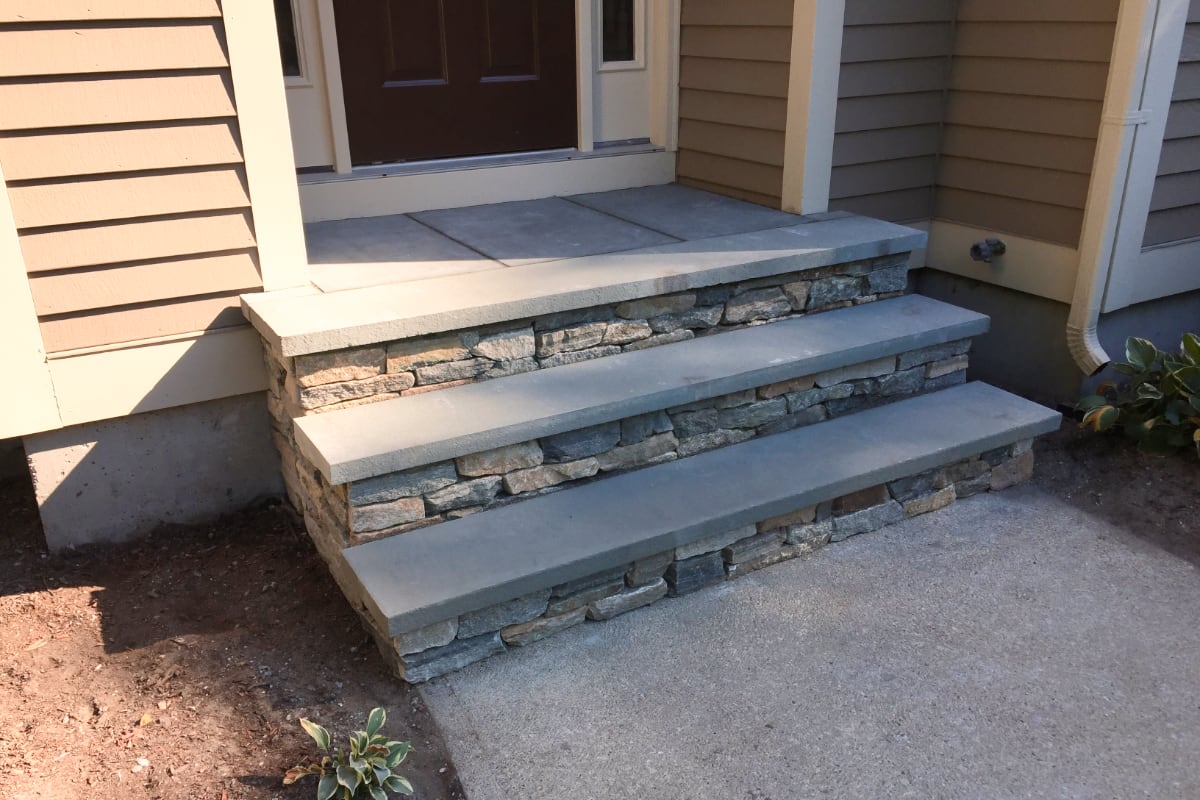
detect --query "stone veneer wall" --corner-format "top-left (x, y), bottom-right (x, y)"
top-left (370, 439), bottom-right (1035, 683)
top-left (300, 337), bottom-right (972, 551)
top-left (265, 253), bottom-right (911, 514)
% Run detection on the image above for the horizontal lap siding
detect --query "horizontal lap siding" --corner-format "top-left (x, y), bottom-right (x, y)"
top-left (831, 0), bottom-right (956, 223)
top-left (935, 1), bottom-right (1119, 247)
top-left (0, 10), bottom-right (262, 353)
top-left (1145, 0), bottom-right (1200, 247)
top-left (676, 0), bottom-right (793, 208)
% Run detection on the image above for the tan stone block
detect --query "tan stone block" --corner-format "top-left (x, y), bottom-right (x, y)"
top-left (926, 355), bottom-right (969, 379)
top-left (595, 433), bottom-right (679, 472)
top-left (834, 484), bottom-right (890, 515)
top-left (298, 372), bottom-right (415, 410)
top-left (757, 505), bottom-right (817, 533)
top-left (501, 608), bottom-right (588, 647)
top-left (502, 458), bottom-right (600, 494)
top-left (990, 450), bottom-right (1035, 491)
top-left (759, 375), bottom-right (817, 400)
top-left (350, 496), bottom-right (426, 533)
top-left (456, 441), bottom-right (544, 477)
top-left (903, 486), bottom-right (956, 517)
top-left (295, 346), bottom-right (385, 387)
top-left (814, 356), bottom-right (896, 388)
top-left (387, 334), bottom-right (473, 372)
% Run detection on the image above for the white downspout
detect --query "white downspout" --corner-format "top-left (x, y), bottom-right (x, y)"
top-left (1067, 0), bottom-right (1161, 375)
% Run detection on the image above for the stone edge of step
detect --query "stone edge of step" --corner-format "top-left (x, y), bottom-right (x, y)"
top-left (242, 215), bottom-right (926, 357)
top-left (340, 382), bottom-right (1060, 637)
top-left (295, 295), bottom-right (989, 484)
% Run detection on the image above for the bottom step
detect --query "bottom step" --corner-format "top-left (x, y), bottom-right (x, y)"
top-left (341, 382), bottom-right (1059, 681)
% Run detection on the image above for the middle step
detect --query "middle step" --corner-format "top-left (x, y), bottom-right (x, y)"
top-left (296, 294), bottom-right (988, 484)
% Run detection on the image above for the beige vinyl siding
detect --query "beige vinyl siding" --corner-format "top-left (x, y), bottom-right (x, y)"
top-left (676, 0), bottom-right (793, 208)
top-left (830, 0), bottom-right (956, 223)
top-left (0, 9), bottom-right (263, 353)
top-left (934, 0), bottom-right (1119, 247)
top-left (1144, 0), bottom-right (1200, 247)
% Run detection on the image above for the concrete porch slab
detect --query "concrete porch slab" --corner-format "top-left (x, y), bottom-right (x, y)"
top-left (568, 183), bottom-right (804, 240)
top-left (423, 486), bottom-right (1200, 799)
top-left (411, 196), bottom-right (678, 266)
top-left (306, 214), bottom-right (499, 293)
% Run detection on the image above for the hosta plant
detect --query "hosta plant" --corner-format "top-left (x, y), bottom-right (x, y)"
top-left (284, 707), bottom-right (414, 800)
top-left (1078, 334), bottom-right (1200, 456)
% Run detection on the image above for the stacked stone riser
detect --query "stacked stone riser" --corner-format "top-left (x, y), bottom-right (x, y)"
top-left (268, 252), bottom-right (907, 407)
top-left (291, 336), bottom-right (972, 555)
top-left (265, 253), bottom-right (913, 532)
top-left (374, 439), bottom-right (1035, 683)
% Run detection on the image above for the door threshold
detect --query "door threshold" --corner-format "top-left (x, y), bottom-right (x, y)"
top-left (299, 140), bottom-right (658, 185)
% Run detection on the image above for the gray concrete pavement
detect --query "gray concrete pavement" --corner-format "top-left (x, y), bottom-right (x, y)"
top-left (423, 486), bottom-right (1200, 799)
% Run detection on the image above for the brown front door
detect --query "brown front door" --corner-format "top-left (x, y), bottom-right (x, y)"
top-left (334, 0), bottom-right (578, 165)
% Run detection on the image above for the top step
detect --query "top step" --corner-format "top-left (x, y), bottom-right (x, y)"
top-left (243, 214), bottom-right (924, 357)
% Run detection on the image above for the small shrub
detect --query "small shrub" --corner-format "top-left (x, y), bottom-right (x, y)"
top-left (1078, 334), bottom-right (1200, 456)
top-left (284, 707), bottom-right (414, 800)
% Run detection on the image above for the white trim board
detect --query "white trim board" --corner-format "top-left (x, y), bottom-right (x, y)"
top-left (923, 220), bottom-right (1079, 304)
top-left (223, 0), bottom-right (309, 291)
top-left (1096, 0), bottom-right (1191, 315)
top-left (299, 149), bottom-right (676, 222)
top-left (48, 327), bottom-right (268, 427)
top-left (1109, 238), bottom-right (1200, 309)
top-left (0, 162), bottom-right (62, 437)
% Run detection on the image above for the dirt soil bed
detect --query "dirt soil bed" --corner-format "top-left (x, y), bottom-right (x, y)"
top-left (0, 479), bottom-right (466, 800)
top-left (1, 421), bottom-right (1193, 799)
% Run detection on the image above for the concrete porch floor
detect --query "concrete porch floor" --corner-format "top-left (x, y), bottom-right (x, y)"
top-left (304, 184), bottom-right (803, 293)
top-left (422, 486), bottom-right (1200, 799)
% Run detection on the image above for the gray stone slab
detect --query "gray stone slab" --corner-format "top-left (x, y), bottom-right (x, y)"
top-left (242, 214), bottom-right (927, 356)
top-left (296, 295), bottom-right (988, 483)
top-left (306, 214), bottom-right (500, 293)
top-left (411, 197), bottom-right (677, 267)
top-left (424, 488), bottom-right (1200, 799)
top-left (341, 382), bottom-right (1060, 635)
top-left (568, 184), bottom-right (804, 240)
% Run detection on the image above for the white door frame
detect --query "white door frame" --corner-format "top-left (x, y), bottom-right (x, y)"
top-left (287, 0), bottom-right (679, 175)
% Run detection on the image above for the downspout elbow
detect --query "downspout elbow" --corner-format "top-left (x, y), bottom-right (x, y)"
top-left (1065, 318), bottom-right (1110, 377)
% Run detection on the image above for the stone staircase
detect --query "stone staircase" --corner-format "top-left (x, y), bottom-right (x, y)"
top-left (242, 188), bottom-right (1059, 683)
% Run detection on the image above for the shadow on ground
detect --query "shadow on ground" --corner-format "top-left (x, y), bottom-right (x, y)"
top-left (1032, 420), bottom-right (1199, 566)
top-left (0, 474), bottom-right (464, 800)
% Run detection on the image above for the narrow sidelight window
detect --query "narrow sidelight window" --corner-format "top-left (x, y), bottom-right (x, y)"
top-left (275, 0), bottom-right (302, 76)
top-left (602, 0), bottom-right (636, 63)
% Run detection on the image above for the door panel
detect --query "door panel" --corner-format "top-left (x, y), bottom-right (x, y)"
top-left (481, 0), bottom-right (536, 80)
top-left (335, 0), bottom-right (577, 165)
top-left (382, 1), bottom-right (447, 86)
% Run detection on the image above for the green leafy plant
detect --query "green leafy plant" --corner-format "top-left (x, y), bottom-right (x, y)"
top-left (284, 707), bottom-right (414, 800)
top-left (1078, 334), bottom-right (1200, 456)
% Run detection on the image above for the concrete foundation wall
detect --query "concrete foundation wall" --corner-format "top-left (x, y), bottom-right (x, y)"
top-left (24, 392), bottom-right (283, 550)
top-left (914, 268), bottom-right (1081, 405)
top-left (917, 269), bottom-right (1200, 406)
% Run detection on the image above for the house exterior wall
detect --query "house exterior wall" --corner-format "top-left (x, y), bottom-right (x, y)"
top-left (0, 3), bottom-right (260, 354)
top-left (675, 0), bottom-right (793, 208)
top-left (1144, 0), bottom-right (1200, 246)
top-left (829, 0), bottom-right (955, 223)
top-left (0, 0), bottom-right (306, 435)
top-left (934, 0), bottom-right (1119, 248)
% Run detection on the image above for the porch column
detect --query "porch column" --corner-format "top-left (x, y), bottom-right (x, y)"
top-left (781, 0), bottom-right (845, 215)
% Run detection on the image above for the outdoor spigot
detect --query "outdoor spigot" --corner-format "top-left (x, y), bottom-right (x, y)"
top-left (969, 238), bottom-right (1007, 263)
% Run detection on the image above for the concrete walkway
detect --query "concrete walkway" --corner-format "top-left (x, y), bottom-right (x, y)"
top-left (422, 486), bottom-right (1200, 799)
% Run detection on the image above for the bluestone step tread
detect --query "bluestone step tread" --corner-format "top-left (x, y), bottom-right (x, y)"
top-left (242, 214), bottom-right (925, 356)
top-left (341, 382), bottom-right (1060, 636)
top-left (297, 294), bottom-right (987, 483)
